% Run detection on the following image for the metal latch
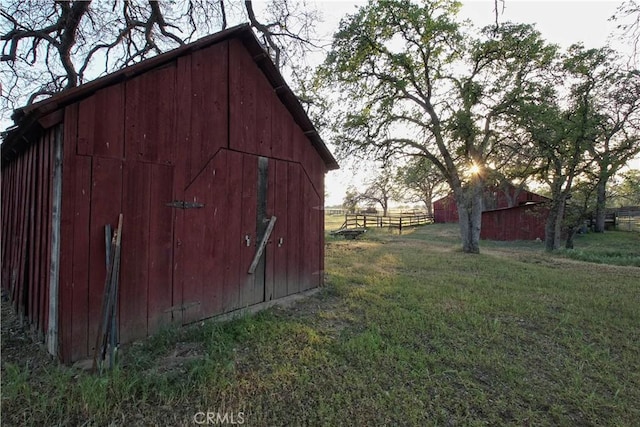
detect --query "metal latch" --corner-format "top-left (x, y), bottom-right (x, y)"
top-left (166, 200), bottom-right (205, 209)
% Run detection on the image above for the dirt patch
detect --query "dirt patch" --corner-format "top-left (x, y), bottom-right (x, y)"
top-left (153, 342), bottom-right (206, 374)
top-left (1, 291), bottom-right (57, 372)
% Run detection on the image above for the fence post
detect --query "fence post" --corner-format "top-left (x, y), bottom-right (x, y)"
top-left (399, 217), bottom-right (403, 234)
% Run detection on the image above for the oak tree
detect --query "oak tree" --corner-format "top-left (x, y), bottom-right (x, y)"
top-left (319, 0), bottom-right (555, 253)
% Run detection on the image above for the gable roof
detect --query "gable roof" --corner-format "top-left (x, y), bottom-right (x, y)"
top-left (2, 24), bottom-right (338, 170)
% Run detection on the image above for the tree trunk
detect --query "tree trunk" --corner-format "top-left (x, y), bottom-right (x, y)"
top-left (565, 226), bottom-right (577, 249)
top-left (454, 181), bottom-right (483, 254)
top-left (425, 189), bottom-right (433, 217)
top-left (594, 176), bottom-right (607, 233)
top-left (544, 195), bottom-right (566, 251)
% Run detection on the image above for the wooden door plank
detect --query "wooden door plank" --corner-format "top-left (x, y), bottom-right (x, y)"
top-left (272, 160), bottom-right (289, 299)
top-left (180, 185), bottom-right (204, 324)
top-left (172, 55), bottom-right (192, 325)
top-left (147, 164), bottom-right (174, 332)
top-left (222, 151), bottom-right (243, 312)
top-left (300, 175), bottom-right (312, 292)
top-left (120, 161), bottom-right (151, 343)
top-left (264, 158), bottom-right (277, 301)
top-left (286, 162), bottom-right (301, 296)
top-left (181, 150), bottom-right (229, 322)
top-left (239, 154), bottom-right (260, 306)
top-left (201, 150), bottom-right (228, 318)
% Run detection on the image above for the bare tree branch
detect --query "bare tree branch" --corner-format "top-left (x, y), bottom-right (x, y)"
top-left (1, 0), bottom-right (322, 114)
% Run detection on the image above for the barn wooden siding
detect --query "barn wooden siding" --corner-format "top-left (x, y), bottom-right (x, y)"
top-left (1, 30), bottom-right (331, 363)
top-left (480, 203), bottom-right (549, 241)
top-left (1, 125), bottom-right (59, 342)
top-left (433, 194), bottom-right (459, 224)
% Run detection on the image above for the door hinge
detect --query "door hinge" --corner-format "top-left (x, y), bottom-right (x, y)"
top-left (166, 200), bottom-right (205, 209)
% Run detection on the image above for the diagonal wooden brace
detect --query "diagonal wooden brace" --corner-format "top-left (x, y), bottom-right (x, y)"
top-left (248, 216), bottom-right (277, 274)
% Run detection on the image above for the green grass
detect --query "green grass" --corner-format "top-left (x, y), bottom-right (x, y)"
top-left (555, 231), bottom-right (640, 267)
top-left (324, 212), bottom-right (347, 231)
top-left (2, 224), bottom-right (639, 426)
top-left (469, 226), bottom-right (640, 267)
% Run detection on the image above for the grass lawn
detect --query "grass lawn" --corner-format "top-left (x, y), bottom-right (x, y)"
top-left (2, 222), bottom-right (639, 426)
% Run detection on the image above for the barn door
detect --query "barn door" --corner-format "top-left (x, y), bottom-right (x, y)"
top-left (265, 159), bottom-right (323, 301)
top-left (176, 150), bottom-right (268, 324)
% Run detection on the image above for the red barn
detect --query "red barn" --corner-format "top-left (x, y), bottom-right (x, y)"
top-left (1, 25), bottom-right (338, 363)
top-left (480, 202), bottom-right (549, 241)
top-left (433, 193), bottom-right (459, 224)
top-left (433, 185), bottom-right (549, 224)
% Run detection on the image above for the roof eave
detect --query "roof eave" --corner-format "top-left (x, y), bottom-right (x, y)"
top-left (2, 23), bottom-right (339, 170)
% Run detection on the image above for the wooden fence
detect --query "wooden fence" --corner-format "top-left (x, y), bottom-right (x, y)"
top-left (616, 209), bottom-right (640, 232)
top-left (340, 213), bottom-right (433, 232)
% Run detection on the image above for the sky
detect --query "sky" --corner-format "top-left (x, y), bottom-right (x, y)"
top-left (314, 0), bottom-right (638, 206)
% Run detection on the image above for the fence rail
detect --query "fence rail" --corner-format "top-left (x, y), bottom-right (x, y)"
top-left (340, 213), bottom-right (433, 233)
top-left (616, 211), bottom-right (640, 232)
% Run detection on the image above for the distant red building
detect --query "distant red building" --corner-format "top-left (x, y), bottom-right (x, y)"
top-left (480, 203), bottom-right (549, 241)
top-left (433, 185), bottom-right (550, 241)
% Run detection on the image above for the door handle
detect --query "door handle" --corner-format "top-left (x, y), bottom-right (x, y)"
top-left (245, 235), bottom-right (251, 247)
top-left (278, 237), bottom-right (284, 247)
